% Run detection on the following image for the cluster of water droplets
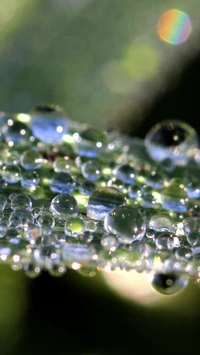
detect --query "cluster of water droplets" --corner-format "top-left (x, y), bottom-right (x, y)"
top-left (1, 106), bottom-right (200, 294)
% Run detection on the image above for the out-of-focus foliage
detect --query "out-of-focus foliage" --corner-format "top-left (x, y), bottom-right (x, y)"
top-left (0, 0), bottom-right (200, 129)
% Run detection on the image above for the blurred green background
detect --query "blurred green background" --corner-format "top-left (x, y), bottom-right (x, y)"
top-left (1, 0), bottom-right (200, 354)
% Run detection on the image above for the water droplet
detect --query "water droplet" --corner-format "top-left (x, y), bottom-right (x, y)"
top-left (101, 234), bottom-right (119, 251)
top-left (145, 171), bottom-right (164, 189)
top-left (37, 213), bottom-right (55, 228)
top-left (113, 164), bottom-right (137, 185)
top-left (145, 120), bottom-right (198, 165)
top-left (2, 165), bottom-right (21, 183)
top-left (11, 194), bottom-right (32, 210)
top-left (187, 230), bottom-right (200, 246)
top-left (21, 170), bottom-right (40, 188)
top-left (183, 217), bottom-right (200, 235)
top-left (65, 217), bottom-right (85, 235)
top-left (128, 184), bottom-right (142, 198)
top-left (149, 272), bottom-right (188, 295)
top-left (3, 117), bottom-right (30, 142)
top-left (23, 264), bottom-right (41, 278)
top-left (5, 152), bottom-right (20, 166)
top-left (9, 209), bottom-right (33, 227)
top-left (87, 187), bottom-right (125, 221)
top-left (50, 194), bottom-right (78, 216)
top-left (0, 194), bottom-right (7, 212)
top-left (81, 160), bottom-right (101, 181)
top-left (30, 104), bottom-right (68, 143)
top-left (48, 264), bottom-right (67, 277)
top-left (175, 246), bottom-right (192, 260)
top-left (146, 228), bottom-right (155, 239)
top-left (104, 206), bottom-right (146, 244)
top-left (155, 233), bottom-right (175, 250)
top-left (149, 212), bottom-right (174, 232)
top-left (74, 127), bottom-right (107, 157)
top-left (85, 220), bottom-right (97, 232)
top-left (80, 231), bottom-right (94, 243)
top-left (20, 150), bottom-right (43, 170)
top-left (0, 222), bottom-right (7, 238)
top-left (50, 172), bottom-right (76, 194)
top-left (186, 180), bottom-right (200, 199)
top-left (53, 157), bottom-right (72, 173)
top-left (78, 180), bottom-right (95, 195)
top-left (160, 178), bottom-right (188, 212)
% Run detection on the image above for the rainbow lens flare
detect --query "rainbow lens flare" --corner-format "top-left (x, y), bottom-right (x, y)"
top-left (157, 9), bottom-right (191, 45)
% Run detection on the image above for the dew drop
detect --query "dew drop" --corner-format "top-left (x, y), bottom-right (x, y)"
top-left (21, 170), bottom-right (40, 188)
top-left (50, 194), bottom-right (78, 216)
top-left (65, 217), bottom-right (85, 234)
top-left (87, 187), bottom-right (125, 221)
top-left (20, 150), bottom-right (43, 170)
top-left (113, 164), bottom-right (137, 185)
top-left (81, 160), bottom-right (101, 181)
top-left (74, 127), bottom-right (107, 157)
top-left (2, 165), bottom-right (21, 183)
top-left (149, 212), bottom-right (174, 232)
top-left (148, 272), bottom-right (188, 295)
top-left (104, 206), bottom-right (146, 244)
top-left (101, 234), bottom-right (119, 251)
top-left (50, 172), bottom-right (76, 194)
top-left (145, 120), bottom-right (198, 165)
top-left (30, 104), bottom-right (68, 143)
top-left (11, 194), bottom-right (32, 210)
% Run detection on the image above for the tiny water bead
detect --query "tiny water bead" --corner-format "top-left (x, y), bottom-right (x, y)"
top-left (30, 104), bottom-right (69, 143)
top-left (104, 206), bottom-right (146, 244)
top-left (149, 273), bottom-right (188, 295)
top-left (50, 194), bottom-right (78, 216)
top-left (87, 187), bottom-right (125, 220)
top-left (101, 234), bottom-right (119, 251)
top-left (145, 121), bottom-right (199, 165)
top-left (160, 178), bottom-right (188, 212)
top-left (20, 150), bottom-right (43, 170)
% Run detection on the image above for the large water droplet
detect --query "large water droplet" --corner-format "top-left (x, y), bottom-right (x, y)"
top-left (87, 187), bottom-right (125, 221)
top-left (145, 120), bottom-right (198, 165)
top-left (148, 272), bottom-right (188, 295)
top-left (104, 206), bottom-right (146, 244)
top-left (30, 104), bottom-right (68, 143)
top-left (50, 194), bottom-right (78, 216)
